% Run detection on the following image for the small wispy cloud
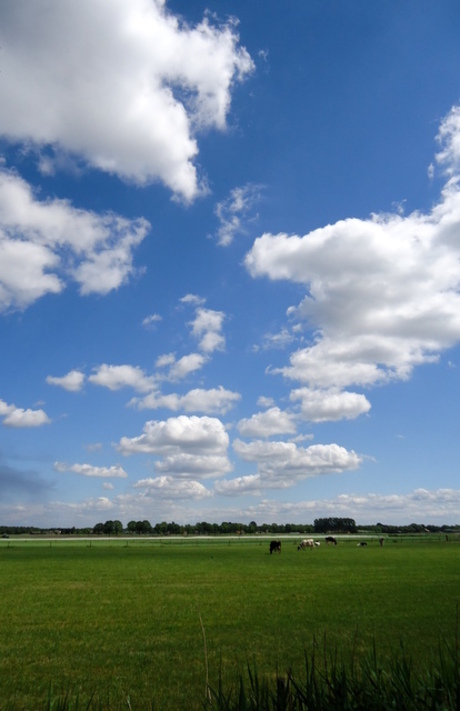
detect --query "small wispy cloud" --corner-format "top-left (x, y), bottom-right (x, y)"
top-left (54, 462), bottom-right (128, 478)
top-left (142, 313), bottom-right (162, 329)
top-left (180, 293), bottom-right (205, 306)
top-left (85, 442), bottom-right (103, 453)
top-left (215, 183), bottom-right (263, 246)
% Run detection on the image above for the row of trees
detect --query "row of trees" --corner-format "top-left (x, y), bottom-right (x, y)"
top-left (2, 519), bottom-right (460, 537)
top-left (95, 520), bottom-right (316, 536)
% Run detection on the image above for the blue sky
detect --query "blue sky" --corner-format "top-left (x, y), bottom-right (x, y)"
top-left (1, 0), bottom-right (460, 528)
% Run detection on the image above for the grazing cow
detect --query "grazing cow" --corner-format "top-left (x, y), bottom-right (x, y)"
top-left (270, 540), bottom-right (282, 554)
top-left (314, 541), bottom-right (321, 547)
top-left (297, 538), bottom-right (314, 550)
top-left (325, 536), bottom-right (337, 545)
top-left (357, 541), bottom-right (368, 547)
top-left (379, 537), bottom-right (384, 547)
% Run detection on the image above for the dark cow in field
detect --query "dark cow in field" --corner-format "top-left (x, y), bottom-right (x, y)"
top-left (325, 536), bottom-right (337, 545)
top-left (357, 541), bottom-right (368, 547)
top-left (269, 540), bottom-right (282, 554)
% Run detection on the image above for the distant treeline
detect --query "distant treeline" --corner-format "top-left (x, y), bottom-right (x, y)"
top-left (1, 517), bottom-right (460, 537)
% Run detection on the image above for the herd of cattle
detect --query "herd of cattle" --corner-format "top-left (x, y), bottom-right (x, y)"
top-left (269, 536), bottom-right (384, 554)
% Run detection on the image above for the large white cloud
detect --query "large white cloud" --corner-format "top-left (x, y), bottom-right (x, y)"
top-left (118, 414), bottom-right (229, 454)
top-left (117, 415), bottom-right (231, 479)
top-left (233, 439), bottom-right (362, 488)
top-left (0, 168), bottom-right (149, 312)
top-left (0, 0), bottom-right (253, 200)
top-left (245, 106), bottom-right (460, 395)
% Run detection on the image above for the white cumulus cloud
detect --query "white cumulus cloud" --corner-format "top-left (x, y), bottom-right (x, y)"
top-left (133, 476), bottom-right (211, 499)
top-left (168, 353), bottom-right (207, 381)
top-left (89, 364), bottom-right (156, 393)
top-left (46, 370), bottom-right (85, 392)
top-left (245, 106), bottom-right (460, 399)
top-left (190, 307), bottom-right (226, 353)
top-left (0, 0), bottom-right (253, 201)
top-left (290, 388), bottom-right (371, 422)
top-left (233, 439), bottom-right (362, 488)
top-left (117, 414), bottom-right (231, 479)
top-left (0, 168), bottom-right (149, 312)
top-left (237, 407), bottom-right (297, 438)
top-left (0, 399), bottom-right (51, 428)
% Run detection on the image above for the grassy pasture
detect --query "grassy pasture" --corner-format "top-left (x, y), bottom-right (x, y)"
top-left (0, 537), bottom-right (459, 709)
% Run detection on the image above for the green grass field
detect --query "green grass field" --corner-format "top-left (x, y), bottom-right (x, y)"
top-left (0, 537), bottom-right (459, 709)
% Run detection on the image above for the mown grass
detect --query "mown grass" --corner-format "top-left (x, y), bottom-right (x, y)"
top-left (0, 538), bottom-right (459, 709)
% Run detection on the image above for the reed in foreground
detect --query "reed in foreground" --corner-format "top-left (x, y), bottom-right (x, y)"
top-left (207, 633), bottom-right (460, 711)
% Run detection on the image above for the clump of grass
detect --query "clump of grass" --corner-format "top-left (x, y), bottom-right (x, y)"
top-left (206, 632), bottom-right (460, 710)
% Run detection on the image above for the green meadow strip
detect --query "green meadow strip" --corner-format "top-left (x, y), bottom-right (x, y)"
top-left (0, 538), bottom-right (459, 709)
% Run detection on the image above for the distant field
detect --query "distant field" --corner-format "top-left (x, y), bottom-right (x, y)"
top-left (0, 536), bottom-right (459, 709)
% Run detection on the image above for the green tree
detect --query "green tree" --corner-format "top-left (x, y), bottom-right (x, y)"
top-left (103, 520), bottom-right (114, 535)
top-left (102, 520), bottom-right (123, 535)
top-left (153, 521), bottom-right (169, 535)
top-left (195, 521), bottom-right (213, 534)
top-left (167, 521), bottom-right (182, 535)
top-left (113, 520), bottom-right (123, 535)
top-left (127, 520), bottom-right (137, 534)
top-left (137, 520), bottom-right (152, 534)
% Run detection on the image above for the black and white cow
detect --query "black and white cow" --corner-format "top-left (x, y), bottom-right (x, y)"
top-left (297, 538), bottom-right (314, 550)
top-left (325, 536), bottom-right (337, 545)
top-left (269, 540), bottom-right (282, 554)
